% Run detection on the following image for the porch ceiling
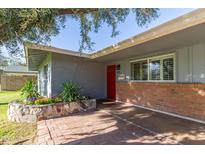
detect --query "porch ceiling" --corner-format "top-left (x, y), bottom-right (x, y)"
top-left (93, 22), bottom-right (205, 63)
top-left (27, 49), bottom-right (49, 71)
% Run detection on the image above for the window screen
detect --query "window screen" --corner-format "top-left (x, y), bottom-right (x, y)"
top-left (149, 60), bottom-right (161, 80)
top-left (163, 58), bottom-right (174, 80)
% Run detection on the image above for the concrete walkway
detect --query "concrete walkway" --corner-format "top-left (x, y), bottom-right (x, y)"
top-left (36, 102), bottom-right (205, 145)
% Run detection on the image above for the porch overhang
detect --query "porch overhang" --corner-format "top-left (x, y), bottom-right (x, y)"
top-left (92, 21), bottom-right (205, 63)
top-left (25, 47), bottom-right (49, 71)
top-left (91, 9), bottom-right (205, 63)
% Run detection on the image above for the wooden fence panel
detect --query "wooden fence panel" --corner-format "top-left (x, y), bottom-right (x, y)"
top-left (0, 74), bottom-right (37, 91)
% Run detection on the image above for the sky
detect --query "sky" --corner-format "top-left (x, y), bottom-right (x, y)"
top-left (50, 8), bottom-right (196, 53)
top-left (1, 8), bottom-right (196, 57)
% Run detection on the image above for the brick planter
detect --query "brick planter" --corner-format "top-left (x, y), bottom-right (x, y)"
top-left (7, 99), bottom-right (96, 123)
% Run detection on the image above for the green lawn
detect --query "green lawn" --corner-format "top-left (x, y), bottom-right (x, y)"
top-left (0, 91), bottom-right (36, 145)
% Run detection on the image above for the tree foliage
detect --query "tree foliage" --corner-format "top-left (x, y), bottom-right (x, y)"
top-left (0, 8), bottom-right (159, 56)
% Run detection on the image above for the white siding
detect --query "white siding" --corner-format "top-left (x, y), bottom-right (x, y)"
top-left (177, 43), bottom-right (205, 83)
top-left (38, 53), bottom-right (52, 97)
top-left (192, 44), bottom-right (205, 83)
top-left (113, 60), bottom-right (131, 81)
top-left (176, 47), bottom-right (191, 83)
top-left (111, 42), bottom-right (205, 84)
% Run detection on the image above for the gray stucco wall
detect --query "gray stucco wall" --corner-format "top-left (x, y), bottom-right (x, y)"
top-left (109, 42), bottom-right (205, 83)
top-left (51, 53), bottom-right (106, 99)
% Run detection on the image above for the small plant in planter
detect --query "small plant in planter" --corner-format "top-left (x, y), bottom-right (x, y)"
top-left (33, 97), bottom-right (62, 105)
top-left (21, 80), bottom-right (40, 103)
top-left (59, 81), bottom-right (81, 102)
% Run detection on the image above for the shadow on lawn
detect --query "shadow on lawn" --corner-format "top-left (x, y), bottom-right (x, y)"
top-left (0, 103), bottom-right (8, 106)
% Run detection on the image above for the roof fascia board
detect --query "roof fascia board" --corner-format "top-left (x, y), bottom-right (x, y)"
top-left (24, 43), bottom-right (90, 58)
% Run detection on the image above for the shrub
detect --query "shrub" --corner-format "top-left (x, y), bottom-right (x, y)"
top-left (59, 81), bottom-right (81, 102)
top-left (52, 97), bottom-right (62, 103)
top-left (21, 80), bottom-right (40, 101)
top-left (33, 97), bottom-right (62, 105)
top-left (27, 101), bottom-right (35, 105)
top-left (34, 99), bottom-right (48, 105)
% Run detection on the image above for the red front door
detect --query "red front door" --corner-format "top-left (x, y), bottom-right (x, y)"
top-left (107, 65), bottom-right (116, 100)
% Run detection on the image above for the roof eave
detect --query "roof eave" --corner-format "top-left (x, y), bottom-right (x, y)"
top-left (90, 8), bottom-right (205, 59)
top-left (24, 43), bottom-right (90, 58)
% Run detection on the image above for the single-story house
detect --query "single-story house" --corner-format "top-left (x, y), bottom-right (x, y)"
top-left (0, 65), bottom-right (37, 91)
top-left (25, 9), bottom-right (205, 123)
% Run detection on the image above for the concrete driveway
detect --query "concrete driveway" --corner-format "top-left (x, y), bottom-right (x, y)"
top-left (36, 102), bottom-right (205, 145)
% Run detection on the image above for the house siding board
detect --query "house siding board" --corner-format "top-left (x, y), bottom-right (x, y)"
top-left (124, 60), bottom-right (131, 80)
top-left (51, 53), bottom-right (106, 99)
top-left (38, 53), bottom-right (52, 97)
top-left (176, 47), bottom-right (191, 83)
top-left (192, 43), bottom-right (205, 83)
top-left (109, 59), bottom-right (130, 81)
top-left (176, 43), bottom-right (205, 83)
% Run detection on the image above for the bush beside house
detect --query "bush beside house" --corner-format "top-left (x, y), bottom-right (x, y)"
top-left (7, 80), bottom-right (96, 123)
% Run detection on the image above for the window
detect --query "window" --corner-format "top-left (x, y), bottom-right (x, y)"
top-left (149, 59), bottom-right (160, 80)
top-left (116, 64), bottom-right (121, 80)
top-left (131, 60), bottom-right (148, 80)
top-left (130, 54), bottom-right (175, 81)
top-left (116, 64), bottom-right (121, 73)
top-left (163, 58), bottom-right (174, 80)
top-left (116, 64), bottom-right (121, 78)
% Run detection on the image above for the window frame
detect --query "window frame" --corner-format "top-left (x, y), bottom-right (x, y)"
top-left (131, 59), bottom-right (148, 81)
top-left (130, 53), bottom-right (176, 82)
top-left (116, 64), bottom-right (121, 80)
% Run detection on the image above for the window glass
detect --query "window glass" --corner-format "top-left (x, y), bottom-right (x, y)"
top-left (116, 64), bottom-right (121, 71)
top-left (131, 60), bottom-right (148, 80)
top-left (131, 54), bottom-right (174, 81)
top-left (149, 60), bottom-right (161, 80)
top-left (141, 61), bottom-right (148, 80)
top-left (116, 64), bottom-right (121, 79)
top-left (163, 58), bottom-right (174, 80)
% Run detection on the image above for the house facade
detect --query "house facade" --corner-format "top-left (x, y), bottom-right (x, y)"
top-left (25, 46), bottom-right (106, 99)
top-left (25, 9), bottom-right (205, 122)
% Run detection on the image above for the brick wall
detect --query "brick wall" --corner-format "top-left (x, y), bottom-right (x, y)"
top-left (0, 74), bottom-right (37, 91)
top-left (116, 82), bottom-right (205, 121)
